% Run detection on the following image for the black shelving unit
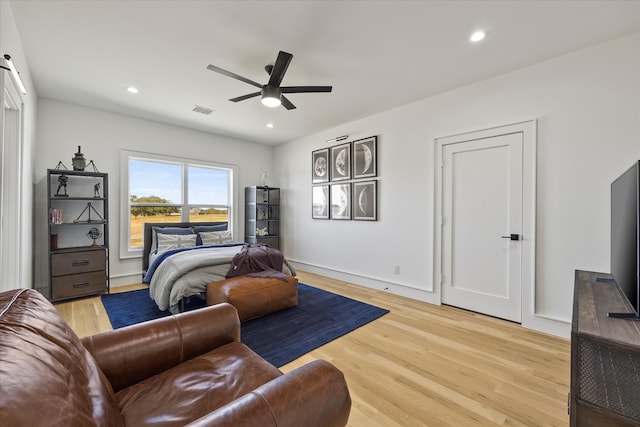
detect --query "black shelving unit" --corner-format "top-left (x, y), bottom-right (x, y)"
top-left (245, 186), bottom-right (280, 250)
top-left (47, 169), bottom-right (109, 301)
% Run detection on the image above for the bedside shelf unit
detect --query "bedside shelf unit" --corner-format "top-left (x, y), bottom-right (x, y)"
top-left (47, 169), bottom-right (109, 301)
top-left (245, 186), bottom-right (280, 250)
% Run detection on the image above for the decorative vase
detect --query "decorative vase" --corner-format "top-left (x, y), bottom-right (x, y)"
top-left (72, 146), bottom-right (86, 171)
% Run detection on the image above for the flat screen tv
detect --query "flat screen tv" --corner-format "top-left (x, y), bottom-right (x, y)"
top-left (608, 160), bottom-right (640, 320)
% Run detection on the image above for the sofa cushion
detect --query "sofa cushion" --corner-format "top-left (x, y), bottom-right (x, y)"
top-left (116, 341), bottom-right (282, 427)
top-left (0, 289), bottom-right (124, 427)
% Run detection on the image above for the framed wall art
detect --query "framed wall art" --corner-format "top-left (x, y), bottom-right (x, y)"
top-left (353, 180), bottom-right (377, 221)
top-left (331, 183), bottom-right (351, 220)
top-left (330, 142), bottom-right (351, 181)
top-left (312, 185), bottom-right (330, 219)
top-left (311, 148), bottom-right (329, 183)
top-left (352, 136), bottom-right (377, 179)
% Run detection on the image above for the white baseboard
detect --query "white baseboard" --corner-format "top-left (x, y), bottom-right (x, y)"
top-left (290, 260), bottom-right (440, 305)
top-left (524, 312), bottom-right (571, 339)
top-left (292, 259), bottom-right (571, 339)
top-left (109, 273), bottom-right (144, 288)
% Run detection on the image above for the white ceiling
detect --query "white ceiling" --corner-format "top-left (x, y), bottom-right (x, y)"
top-left (9, 0), bottom-right (640, 146)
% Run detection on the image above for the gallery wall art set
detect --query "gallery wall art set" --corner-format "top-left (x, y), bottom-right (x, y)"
top-left (311, 136), bottom-right (378, 221)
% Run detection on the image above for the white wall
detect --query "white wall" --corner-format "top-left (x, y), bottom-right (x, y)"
top-left (33, 99), bottom-right (273, 288)
top-left (0, 1), bottom-right (37, 291)
top-left (274, 33), bottom-right (640, 337)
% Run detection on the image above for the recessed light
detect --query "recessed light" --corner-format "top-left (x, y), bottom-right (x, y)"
top-left (266, 123), bottom-right (274, 128)
top-left (470, 30), bottom-right (486, 42)
top-left (127, 86), bottom-right (139, 94)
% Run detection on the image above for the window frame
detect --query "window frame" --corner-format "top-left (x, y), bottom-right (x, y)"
top-left (120, 150), bottom-right (237, 259)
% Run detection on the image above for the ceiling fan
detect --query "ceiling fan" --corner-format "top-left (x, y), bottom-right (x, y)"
top-left (207, 51), bottom-right (332, 110)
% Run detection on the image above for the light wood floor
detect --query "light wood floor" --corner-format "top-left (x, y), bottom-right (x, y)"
top-left (55, 271), bottom-right (571, 426)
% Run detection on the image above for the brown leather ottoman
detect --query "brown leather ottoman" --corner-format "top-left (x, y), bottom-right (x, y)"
top-left (207, 275), bottom-right (298, 321)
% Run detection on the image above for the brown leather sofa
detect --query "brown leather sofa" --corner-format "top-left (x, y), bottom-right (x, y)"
top-left (0, 288), bottom-right (351, 426)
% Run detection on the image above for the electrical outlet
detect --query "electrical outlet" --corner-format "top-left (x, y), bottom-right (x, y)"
top-left (393, 265), bottom-right (400, 275)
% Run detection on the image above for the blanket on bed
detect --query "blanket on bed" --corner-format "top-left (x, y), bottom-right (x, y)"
top-left (143, 242), bottom-right (246, 284)
top-left (148, 244), bottom-right (246, 311)
top-left (226, 244), bottom-right (286, 280)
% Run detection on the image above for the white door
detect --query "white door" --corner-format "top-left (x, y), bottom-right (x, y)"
top-left (440, 132), bottom-right (523, 322)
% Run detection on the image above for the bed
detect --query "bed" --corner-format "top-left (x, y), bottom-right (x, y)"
top-left (141, 222), bottom-right (294, 313)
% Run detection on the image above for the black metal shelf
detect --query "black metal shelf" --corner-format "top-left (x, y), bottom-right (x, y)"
top-left (47, 169), bottom-right (109, 302)
top-left (51, 197), bottom-right (107, 201)
top-left (245, 186), bottom-right (280, 250)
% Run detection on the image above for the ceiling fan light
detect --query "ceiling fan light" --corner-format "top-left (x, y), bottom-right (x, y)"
top-left (261, 85), bottom-right (281, 107)
top-left (261, 96), bottom-right (281, 107)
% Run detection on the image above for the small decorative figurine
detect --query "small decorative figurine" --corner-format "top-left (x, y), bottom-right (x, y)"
top-left (55, 174), bottom-right (68, 197)
top-left (73, 202), bottom-right (104, 223)
top-left (94, 182), bottom-right (101, 198)
top-left (72, 146), bottom-right (86, 171)
top-left (86, 227), bottom-right (102, 248)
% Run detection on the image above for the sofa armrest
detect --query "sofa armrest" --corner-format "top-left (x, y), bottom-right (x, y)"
top-left (82, 302), bottom-right (240, 392)
top-left (186, 360), bottom-right (351, 427)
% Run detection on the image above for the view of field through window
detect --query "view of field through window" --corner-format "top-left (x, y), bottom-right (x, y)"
top-left (129, 159), bottom-right (230, 248)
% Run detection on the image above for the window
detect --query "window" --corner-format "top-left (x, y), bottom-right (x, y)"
top-left (121, 151), bottom-right (235, 258)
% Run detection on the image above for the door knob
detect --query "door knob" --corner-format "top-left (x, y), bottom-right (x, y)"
top-left (501, 234), bottom-right (520, 241)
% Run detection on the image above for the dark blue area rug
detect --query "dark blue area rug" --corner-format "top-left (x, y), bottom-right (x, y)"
top-left (101, 290), bottom-right (205, 328)
top-left (101, 283), bottom-right (389, 367)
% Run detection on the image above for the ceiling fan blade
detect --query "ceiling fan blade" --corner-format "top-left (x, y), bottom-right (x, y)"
top-left (281, 95), bottom-right (296, 110)
top-left (280, 86), bottom-right (333, 94)
top-left (267, 51), bottom-right (293, 87)
top-left (229, 91), bottom-right (261, 102)
top-left (207, 64), bottom-right (262, 88)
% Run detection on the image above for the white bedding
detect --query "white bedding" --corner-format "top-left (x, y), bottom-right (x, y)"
top-left (149, 245), bottom-right (244, 313)
top-left (148, 244), bottom-right (295, 313)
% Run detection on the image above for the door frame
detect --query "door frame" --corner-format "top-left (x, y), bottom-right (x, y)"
top-left (433, 120), bottom-right (537, 325)
top-left (0, 65), bottom-right (25, 292)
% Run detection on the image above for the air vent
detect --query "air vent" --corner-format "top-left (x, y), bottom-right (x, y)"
top-left (192, 105), bottom-right (214, 115)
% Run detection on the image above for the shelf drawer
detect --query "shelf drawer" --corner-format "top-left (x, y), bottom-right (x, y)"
top-left (51, 270), bottom-right (107, 300)
top-left (51, 250), bottom-right (106, 276)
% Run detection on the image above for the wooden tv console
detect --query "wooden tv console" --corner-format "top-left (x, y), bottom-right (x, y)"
top-left (570, 270), bottom-right (640, 426)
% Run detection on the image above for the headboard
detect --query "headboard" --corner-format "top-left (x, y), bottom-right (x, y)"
top-left (142, 221), bottom-right (228, 272)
